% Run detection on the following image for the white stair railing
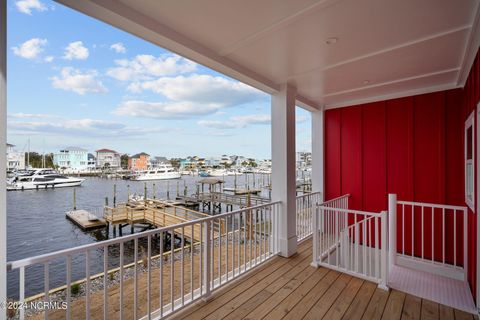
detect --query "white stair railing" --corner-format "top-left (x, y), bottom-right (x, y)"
top-left (312, 198), bottom-right (387, 289)
top-left (7, 201), bottom-right (281, 320)
top-left (388, 194), bottom-right (468, 281)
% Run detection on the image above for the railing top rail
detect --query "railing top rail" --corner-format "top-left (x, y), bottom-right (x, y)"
top-left (397, 200), bottom-right (468, 212)
top-left (296, 191), bottom-right (322, 199)
top-left (346, 210), bottom-right (387, 230)
top-left (321, 194), bottom-right (350, 205)
top-left (317, 205), bottom-right (379, 217)
top-left (8, 200), bottom-right (280, 270)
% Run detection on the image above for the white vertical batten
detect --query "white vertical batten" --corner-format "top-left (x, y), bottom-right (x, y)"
top-left (0, 0), bottom-right (6, 318)
top-left (271, 84), bottom-right (298, 257)
top-left (311, 107), bottom-right (325, 202)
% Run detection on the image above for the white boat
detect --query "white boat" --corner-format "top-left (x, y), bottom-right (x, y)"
top-left (133, 164), bottom-right (181, 181)
top-left (208, 169), bottom-right (228, 177)
top-left (7, 168), bottom-right (85, 191)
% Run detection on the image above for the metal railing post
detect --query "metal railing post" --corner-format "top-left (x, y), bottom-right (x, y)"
top-left (311, 205), bottom-right (319, 268)
top-left (388, 194), bottom-right (397, 274)
top-left (202, 220), bottom-right (212, 301)
top-left (379, 210), bottom-right (389, 291)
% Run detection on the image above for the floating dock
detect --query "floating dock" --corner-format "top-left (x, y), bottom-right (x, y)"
top-left (66, 210), bottom-right (107, 231)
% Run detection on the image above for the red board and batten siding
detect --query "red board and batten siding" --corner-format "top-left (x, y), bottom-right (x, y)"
top-left (324, 85), bottom-right (473, 295)
top-left (324, 90), bottom-right (463, 207)
top-left (324, 48), bottom-right (479, 298)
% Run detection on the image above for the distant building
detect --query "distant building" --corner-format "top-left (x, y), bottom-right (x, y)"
top-left (234, 156), bottom-right (247, 167)
top-left (53, 147), bottom-right (88, 172)
top-left (205, 157), bottom-right (221, 167)
top-left (96, 149), bottom-right (121, 169)
top-left (87, 153), bottom-right (96, 169)
top-left (296, 152), bottom-right (312, 168)
top-left (6, 143), bottom-right (25, 170)
top-left (128, 152), bottom-right (150, 171)
top-left (150, 156), bottom-right (169, 167)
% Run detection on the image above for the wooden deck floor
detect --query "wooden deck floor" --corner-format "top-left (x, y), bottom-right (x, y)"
top-left (174, 241), bottom-right (478, 320)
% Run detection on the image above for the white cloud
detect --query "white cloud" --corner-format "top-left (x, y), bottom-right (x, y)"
top-left (15, 0), bottom-right (47, 15)
top-left (107, 54), bottom-right (197, 81)
top-left (198, 114), bottom-right (271, 129)
top-left (127, 74), bottom-right (263, 107)
top-left (8, 116), bottom-right (169, 137)
top-left (63, 41), bottom-right (89, 60)
top-left (12, 38), bottom-right (47, 59)
top-left (110, 42), bottom-right (126, 54)
top-left (9, 113), bottom-right (58, 119)
top-left (113, 100), bottom-right (221, 119)
top-left (114, 74), bottom-right (264, 119)
top-left (44, 55), bottom-right (54, 63)
top-left (50, 67), bottom-right (107, 95)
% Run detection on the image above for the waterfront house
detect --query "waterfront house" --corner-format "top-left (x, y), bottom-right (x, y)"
top-left (2, 1), bottom-right (480, 319)
top-left (6, 143), bottom-right (25, 171)
top-left (150, 156), bottom-right (169, 168)
top-left (95, 148), bottom-right (121, 170)
top-left (87, 153), bottom-right (96, 170)
top-left (296, 151), bottom-right (312, 169)
top-left (128, 152), bottom-right (150, 171)
top-left (53, 147), bottom-right (88, 173)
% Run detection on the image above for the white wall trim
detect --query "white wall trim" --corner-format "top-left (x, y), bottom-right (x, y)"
top-left (325, 82), bottom-right (460, 110)
top-left (0, 0), bottom-right (6, 318)
top-left (476, 103), bottom-right (480, 311)
top-left (457, 1), bottom-right (480, 87)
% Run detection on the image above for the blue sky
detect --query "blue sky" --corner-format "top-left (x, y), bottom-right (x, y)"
top-left (6, 0), bottom-right (312, 159)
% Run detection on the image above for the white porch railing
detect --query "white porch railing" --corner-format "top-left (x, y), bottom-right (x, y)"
top-left (296, 191), bottom-right (323, 242)
top-left (7, 201), bottom-right (280, 320)
top-left (312, 196), bottom-right (388, 289)
top-left (388, 194), bottom-right (468, 281)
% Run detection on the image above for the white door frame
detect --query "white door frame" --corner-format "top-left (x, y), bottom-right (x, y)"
top-left (476, 104), bottom-right (480, 310)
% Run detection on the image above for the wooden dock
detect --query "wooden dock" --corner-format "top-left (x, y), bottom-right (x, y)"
top-left (103, 199), bottom-right (220, 242)
top-left (66, 210), bottom-right (107, 231)
top-left (177, 192), bottom-right (270, 208)
top-left (223, 187), bottom-right (262, 195)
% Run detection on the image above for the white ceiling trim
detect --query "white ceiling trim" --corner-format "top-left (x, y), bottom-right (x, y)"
top-left (325, 82), bottom-right (460, 110)
top-left (457, 0), bottom-right (480, 86)
top-left (218, 0), bottom-right (341, 57)
top-left (289, 25), bottom-right (471, 80)
top-left (296, 95), bottom-right (322, 111)
top-left (323, 68), bottom-right (460, 98)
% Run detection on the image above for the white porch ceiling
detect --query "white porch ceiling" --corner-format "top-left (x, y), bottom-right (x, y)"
top-left (57, 0), bottom-right (480, 109)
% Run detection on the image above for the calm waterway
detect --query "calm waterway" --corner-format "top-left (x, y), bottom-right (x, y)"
top-left (6, 174), bottom-right (273, 298)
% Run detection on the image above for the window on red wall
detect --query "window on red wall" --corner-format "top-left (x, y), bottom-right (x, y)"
top-left (465, 112), bottom-right (475, 211)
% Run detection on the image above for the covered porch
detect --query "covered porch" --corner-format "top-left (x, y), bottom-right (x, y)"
top-left (1, 0), bottom-right (480, 319)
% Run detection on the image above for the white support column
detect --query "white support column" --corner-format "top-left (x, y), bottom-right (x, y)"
top-left (311, 107), bottom-right (325, 202)
top-left (0, 0), bottom-right (6, 318)
top-left (271, 84), bottom-right (297, 257)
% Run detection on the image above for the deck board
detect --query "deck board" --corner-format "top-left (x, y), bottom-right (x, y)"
top-left (173, 241), bottom-right (477, 320)
top-left (31, 240), bottom-right (478, 320)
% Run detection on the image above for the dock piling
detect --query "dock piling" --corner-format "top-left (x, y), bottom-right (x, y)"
top-left (153, 183), bottom-right (156, 200)
top-left (167, 181), bottom-right (170, 200)
top-left (73, 188), bottom-right (77, 210)
top-left (113, 184), bottom-right (117, 208)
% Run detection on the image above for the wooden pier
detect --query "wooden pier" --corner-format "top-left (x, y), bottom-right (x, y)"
top-left (103, 199), bottom-right (221, 242)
